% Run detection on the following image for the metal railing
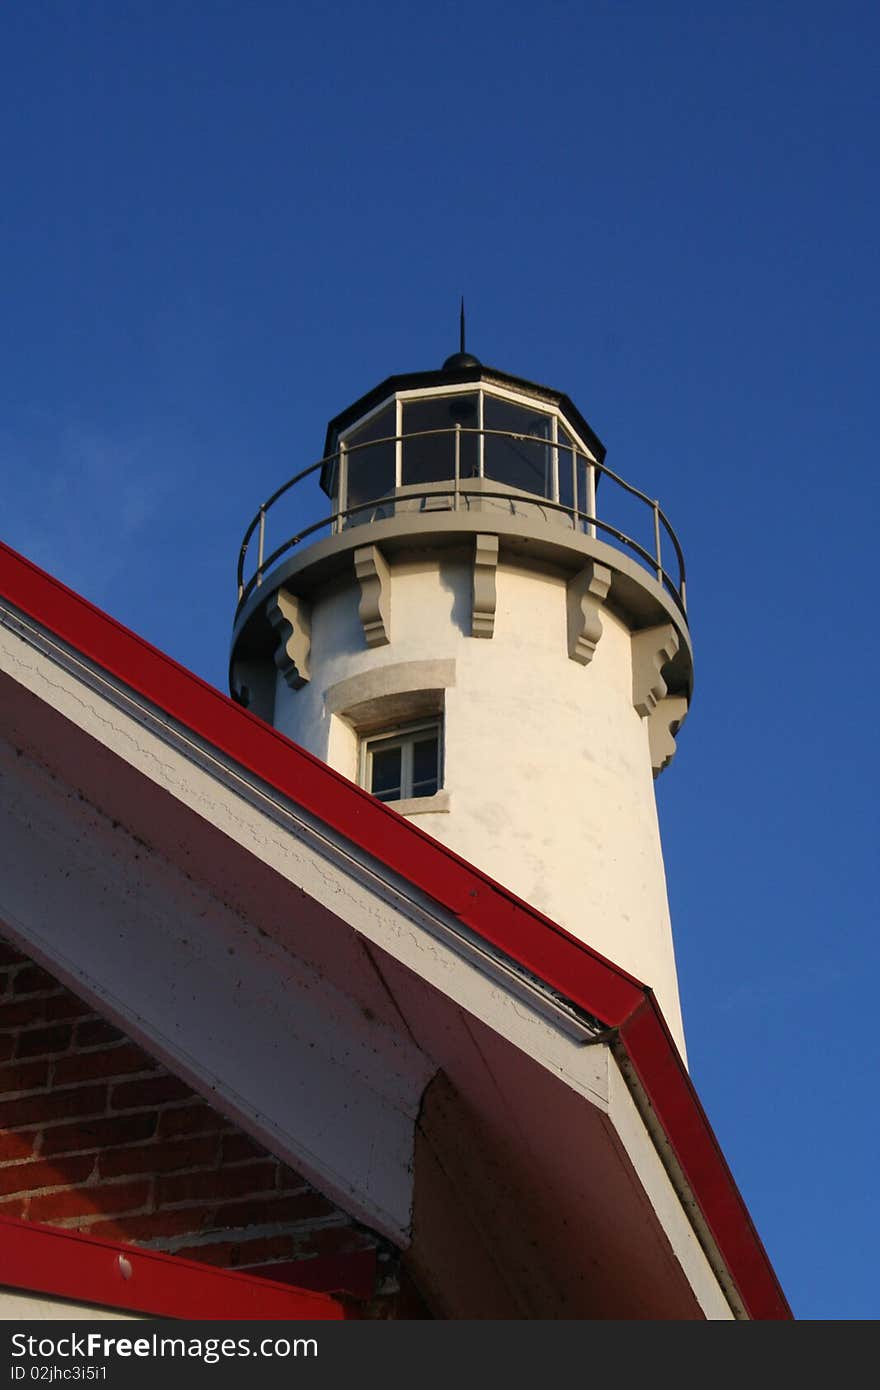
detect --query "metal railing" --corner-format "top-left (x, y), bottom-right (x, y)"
top-left (236, 427), bottom-right (687, 619)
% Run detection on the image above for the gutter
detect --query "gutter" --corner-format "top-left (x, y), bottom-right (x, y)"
top-left (0, 1215), bottom-right (353, 1320)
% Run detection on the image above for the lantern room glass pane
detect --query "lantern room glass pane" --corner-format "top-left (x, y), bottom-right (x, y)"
top-left (402, 395), bottom-right (479, 485)
top-left (483, 397), bottom-right (553, 497)
top-left (344, 404), bottom-right (395, 523)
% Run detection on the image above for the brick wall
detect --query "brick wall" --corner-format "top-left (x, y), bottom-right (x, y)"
top-left (0, 936), bottom-right (389, 1296)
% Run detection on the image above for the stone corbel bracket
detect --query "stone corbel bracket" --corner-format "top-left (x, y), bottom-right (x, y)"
top-left (632, 624), bottom-right (680, 717)
top-left (472, 534), bottom-right (499, 638)
top-left (648, 696), bottom-right (689, 778)
top-left (354, 545), bottom-right (391, 648)
top-left (566, 562), bottom-right (612, 665)
top-left (266, 588), bottom-right (312, 690)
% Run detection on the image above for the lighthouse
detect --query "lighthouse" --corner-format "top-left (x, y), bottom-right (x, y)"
top-left (0, 338), bottom-right (792, 1318)
top-left (229, 342), bottom-right (693, 1056)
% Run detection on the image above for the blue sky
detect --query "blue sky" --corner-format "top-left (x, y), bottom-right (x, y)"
top-left (2, 2), bottom-right (878, 1319)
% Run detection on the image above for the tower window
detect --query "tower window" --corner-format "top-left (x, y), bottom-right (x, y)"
top-left (361, 720), bottom-right (442, 803)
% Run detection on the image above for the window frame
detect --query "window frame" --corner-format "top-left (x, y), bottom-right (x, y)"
top-left (359, 718), bottom-right (444, 804)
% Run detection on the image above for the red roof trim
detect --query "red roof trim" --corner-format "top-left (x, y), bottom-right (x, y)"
top-left (616, 1000), bottom-right (784, 1318)
top-left (0, 540), bottom-right (791, 1320)
top-left (0, 1215), bottom-right (351, 1320)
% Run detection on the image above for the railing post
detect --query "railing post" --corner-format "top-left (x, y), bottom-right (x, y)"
top-left (337, 441), bottom-right (348, 534)
top-left (454, 424), bottom-right (461, 511)
top-left (256, 507), bottom-right (266, 587)
top-left (586, 459), bottom-right (597, 538)
top-left (653, 501), bottom-right (662, 582)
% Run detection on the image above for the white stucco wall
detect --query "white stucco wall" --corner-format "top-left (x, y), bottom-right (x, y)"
top-left (273, 555), bottom-right (686, 1054)
top-left (0, 1288), bottom-right (140, 1319)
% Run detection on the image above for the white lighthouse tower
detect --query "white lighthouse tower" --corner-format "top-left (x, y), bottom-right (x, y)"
top-left (230, 340), bottom-right (693, 1054)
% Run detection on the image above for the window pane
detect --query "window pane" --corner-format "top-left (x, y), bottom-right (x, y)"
top-left (483, 397), bottom-right (552, 497)
top-left (411, 736), bottom-right (439, 797)
top-left (402, 395), bottom-right (479, 485)
top-left (370, 745), bottom-right (402, 801)
top-left (345, 405), bottom-right (395, 524)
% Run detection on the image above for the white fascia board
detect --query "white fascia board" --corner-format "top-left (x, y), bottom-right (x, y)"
top-left (607, 1054), bottom-right (736, 1320)
top-left (0, 605), bottom-right (611, 1115)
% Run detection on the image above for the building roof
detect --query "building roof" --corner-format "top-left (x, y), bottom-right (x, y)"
top-left (0, 539), bottom-right (790, 1319)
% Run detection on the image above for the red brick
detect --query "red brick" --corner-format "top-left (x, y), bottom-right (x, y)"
top-left (54, 1044), bottom-right (153, 1086)
top-left (0, 993), bottom-right (88, 1027)
top-left (175, 1234), bottom-right (295, 1269)
top-left (0, 1154), bottom-right (94, 1197)
top-left (15, 1024), bottom-right (73, 1059)
top-left (0, 1197), bottom-right (28, 1219)
top-left (111, 1074), bottom-right (192, 1110)
top-left (0, 1083), bottom-right (107, 1130)
top-left (308, 1226), bottom-right (373, 1257)
top-left (12, 966), bottom-right (59, 996)
top-left (86, 1208), bottom-right (209, 1243)
top-left (158, 1161), bottom-right (276, 1208)
top-left (222, 1133), bottom-right (266, 1165)
top-left (41, 1112), bottom-right (157, 1157)
top-left (44, 996), bottom-right (94, 1023)
top-left (276, 1162), bottom-right (308, 1190)
top-left (202, 1190), bottom-right (335, 1231)
top-left (100, 1134), bottom-right (220, 1178)
top-left (0, 997), bottom-right (50, 1028)
top-left (0, 1035), bottom-right (13, 1062)
top-left (234, 1235), bottom-right (300, 1267)
top-left (0, 1059), bottom-right (50, 1095)
top-left (29, 1178), bottom-right (152, 1224)
top-left (167, 1240), bottom-right (241, 1268)
top-left (157, 1103), bottom-right (229, 1139)
top-left (0, 943), bottom-right (27, 967)
top-left (0, 1130), bottom-right (39, 1163)
top-left (75, 1018), bottom-right (124, 1049)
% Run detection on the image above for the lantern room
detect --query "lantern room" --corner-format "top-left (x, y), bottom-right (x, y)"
top-left (318, 351), bottom-right (610, 537)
